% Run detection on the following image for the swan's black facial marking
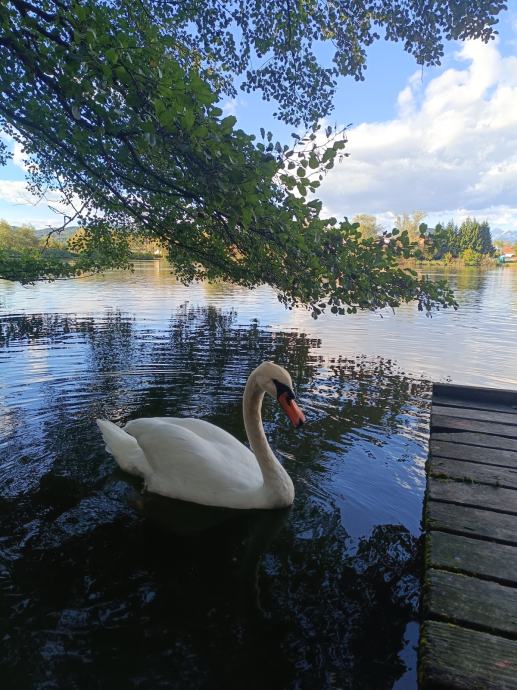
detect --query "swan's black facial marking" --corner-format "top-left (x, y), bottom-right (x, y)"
top-left (273, 379), bottom-right (295, 400)
top-left (274, 378), bottom-right (305, 427)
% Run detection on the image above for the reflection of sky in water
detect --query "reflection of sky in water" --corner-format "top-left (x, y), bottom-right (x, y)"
top-left (1, 261), bottom-right (516, 388)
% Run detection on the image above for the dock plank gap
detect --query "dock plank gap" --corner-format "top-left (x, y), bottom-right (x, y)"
top-left (419, 383), bottom-right (517, 690)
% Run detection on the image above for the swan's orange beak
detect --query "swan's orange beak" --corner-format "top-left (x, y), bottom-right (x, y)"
top-left (278, 391), bottom-right (305, 428)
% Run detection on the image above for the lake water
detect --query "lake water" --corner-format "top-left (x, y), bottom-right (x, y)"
top-left (1, 262), bottom-right (516, 689)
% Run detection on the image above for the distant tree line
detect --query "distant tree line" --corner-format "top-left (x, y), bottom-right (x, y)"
top-left (350, 213), bottom-right (497, 266)
top-left (0, 221), bottom-right (43, 251)
top-left (0, 221), bottom-right (163, 282)
top-left (392, 214), bottom-right (494, 261)
top-left (428, 218), bottom-right (494, 263)
top-left (0, 221), bottom-right (163, 256)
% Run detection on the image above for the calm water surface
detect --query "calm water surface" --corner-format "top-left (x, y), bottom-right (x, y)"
top-left (1, 262), bottom-right (516, 689)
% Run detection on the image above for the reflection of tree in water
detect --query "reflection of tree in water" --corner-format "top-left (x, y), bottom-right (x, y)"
top-left (443, 268), bottom-right (488, 311)
top-left (452, 268), bottom-right (488, 294)
top-left (0, 312), bottom-right (95, 345)
top-left (0, 305), bottom-right (428, 689)
top-left (85, 310), bottom-right (135, 372)
top-left (267, 517), bottom-right (419, 690)
top-left (2, 494), bottom-right (419, 690)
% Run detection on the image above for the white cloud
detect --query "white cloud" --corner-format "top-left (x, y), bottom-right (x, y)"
top-left (12, 141), bottom-right (29, 172)
top-left (0, 131), bottom-right (34, 172)
top-left (0, 178), bottom-right (83, 227)
top-left (0, 180), bottom-right (36, 205)
top-left (319, 39), bottom-right (517, 232)
top-left (221, 99), bottom-right (238, 116)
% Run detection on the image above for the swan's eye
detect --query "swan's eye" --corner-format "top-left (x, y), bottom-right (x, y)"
top-left (273, 379), bottom-right (295, 400)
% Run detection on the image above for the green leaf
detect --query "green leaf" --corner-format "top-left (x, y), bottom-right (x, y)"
top-left (183, 110), bottom-right (195, 129)
top-left (106, 48), bottom-right (118, 64)
top-left (221, 115), bottom-right (237, 131)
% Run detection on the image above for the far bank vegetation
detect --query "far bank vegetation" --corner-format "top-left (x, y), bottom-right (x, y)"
top-left (0, 221), bottom-right (163, 257)
top-left (354, 212), bottom-right (508, 267)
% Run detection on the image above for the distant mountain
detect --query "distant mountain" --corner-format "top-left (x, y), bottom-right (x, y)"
top-left (492, 228), bottom-right (517, 243)
top-left (9, 224), bottom-right (80, 241)
top-left (34, 226), bottom-right (79, 240)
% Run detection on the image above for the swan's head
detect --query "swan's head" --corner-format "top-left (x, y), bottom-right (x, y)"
top-left (252, 362), bottom-right (306, 428)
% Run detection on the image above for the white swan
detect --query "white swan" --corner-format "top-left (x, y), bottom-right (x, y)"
top-left (97, 362), bottom-right (305, 509)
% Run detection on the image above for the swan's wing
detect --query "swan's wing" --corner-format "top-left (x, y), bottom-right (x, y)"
top-left (146, 417), bottom-right (246, 447)
top-left (97, 419), bottom-right (153, 478)
top-left (124, 418), bottom-right (263, 505)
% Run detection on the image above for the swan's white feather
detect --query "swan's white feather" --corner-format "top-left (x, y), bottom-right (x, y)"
top-left (96, 418), bottom-right (152, 478)
top-left (131, 416), bottom-right (245, 447)
top-left (99, 417), bottom-right (265, 508)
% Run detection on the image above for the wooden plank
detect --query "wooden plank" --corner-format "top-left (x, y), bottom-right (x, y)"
top-left (433, 382), bottom-right (517, 407)
top-left (428, 531), bottom-right (517, 586)
top-left (432, 405), bottom-right (517, 426)
top-left (426, 501), bottom-right (517, 546)
top-left (433, 395), bottom-right (517, 415)
top-left (432, 431), bottom-right (517, 452)
top-left (429, 456), bottom-right (517, 490)
top-left (423, 384), bottom-right (517, 690)
top-left (420, 620), bottom-right (517, 690)
top-left (425, 569), bottom-right (517, 638)
top-left (431, 415), bottom-right (517, 439)
top-left (428, 478), bottom-right (517, 515)
top-left (430, 441), bottom-right (517, 469)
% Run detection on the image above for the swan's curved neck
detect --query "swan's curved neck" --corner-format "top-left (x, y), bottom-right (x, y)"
top-left (243, 373), bottom-right (294, 506)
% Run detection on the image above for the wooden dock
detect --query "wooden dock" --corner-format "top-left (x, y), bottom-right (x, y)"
top-left (419, 383), bottom-right (517, 690)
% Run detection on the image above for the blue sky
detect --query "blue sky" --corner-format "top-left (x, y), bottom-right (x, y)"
top-left (2, 5), bottom-right (517, 237)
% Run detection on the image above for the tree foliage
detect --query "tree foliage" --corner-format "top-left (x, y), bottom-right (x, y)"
top-left (0, 221), bottom-right (133, 282)
top-left (394, 212), bottom-right (427, 243)
top-left (460, 247), bottom-right (482, 266)
top-left (427, 217), bottom-right (494, 260)
top-left (151, 0), bottom-right (507, 126)
top-left (0, 220), bottom-right (39, 250)
top-left (429, 220), bottom-right (460, 259)
top-left (0, 0), bottom-right (505, 313)
top-left (352, 214), bottom-right (383, 240)
top-left (458, 217), bottom-right (493, 255)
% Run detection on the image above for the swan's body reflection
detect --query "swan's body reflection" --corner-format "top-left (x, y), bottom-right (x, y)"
top-left (133, 491), bottom-right (290, 619)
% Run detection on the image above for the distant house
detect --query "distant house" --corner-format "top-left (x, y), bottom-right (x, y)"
top-left (497, 245), bottom-right (515, 261)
